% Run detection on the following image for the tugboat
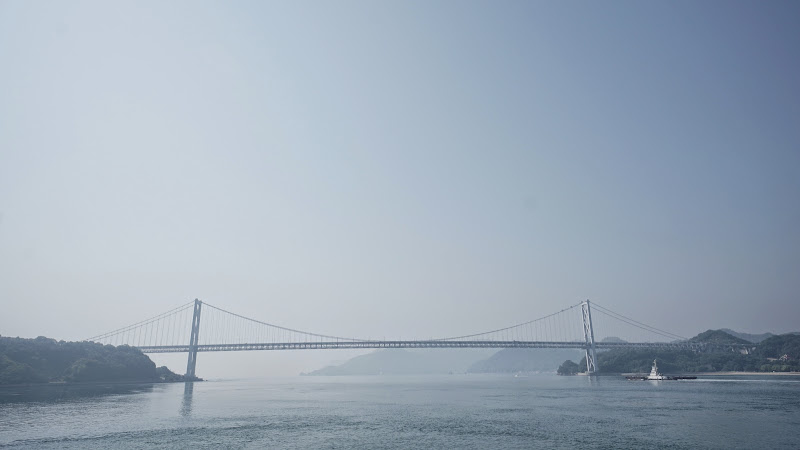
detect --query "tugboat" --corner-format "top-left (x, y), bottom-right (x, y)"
top-left (646, 359), bottom-right (667, 380)
top-left (625, 360), bottom-right (697, 381)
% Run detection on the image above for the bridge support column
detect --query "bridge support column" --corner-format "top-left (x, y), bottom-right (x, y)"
top-left (185, 299), bottom-right (202, 379)
top-left (581, 300), bottom-right (598, 375)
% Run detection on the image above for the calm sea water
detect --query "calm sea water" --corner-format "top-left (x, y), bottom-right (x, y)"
top-left (1, 374), bottom-right (798, 449)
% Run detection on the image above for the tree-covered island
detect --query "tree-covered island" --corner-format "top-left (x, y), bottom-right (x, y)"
top-left (558, 330), bottom-right (800, 375)
top-left (0, 336), bottom-right (198, 385)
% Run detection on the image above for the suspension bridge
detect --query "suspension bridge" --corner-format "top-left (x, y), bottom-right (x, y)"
top-left (85, 299), bottom-right (733, 378)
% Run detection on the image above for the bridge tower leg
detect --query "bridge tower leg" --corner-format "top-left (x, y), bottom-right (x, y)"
top-left (185, 299), bottom-right (202, 379)
top-left (581, 300), bottom-right (599, 375)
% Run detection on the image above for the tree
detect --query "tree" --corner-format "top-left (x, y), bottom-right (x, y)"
top-left (557, 360), bottom-right (582, 375)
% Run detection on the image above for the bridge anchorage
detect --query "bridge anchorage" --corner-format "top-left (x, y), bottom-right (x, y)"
top-left (86, 298), bottom-right (737, 378)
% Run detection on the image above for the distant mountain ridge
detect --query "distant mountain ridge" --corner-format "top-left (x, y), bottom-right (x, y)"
top-left (304, 329), bottom-right (800, 377)
top-left (466, 348), bottom-right (584, 374)
top-left (719, 329), bottom-right (775, 343)
top-left (303, 349), bottom-right (493, 376)
top-left (304, 348), bottom-right (585, 376)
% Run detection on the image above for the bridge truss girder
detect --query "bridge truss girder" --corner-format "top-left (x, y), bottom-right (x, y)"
top-left (136, 340), bottom-right (710, 354)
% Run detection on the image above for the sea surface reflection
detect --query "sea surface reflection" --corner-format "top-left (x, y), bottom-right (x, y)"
top-left (0, 382), bottom-right (155, 404)
top-left (181, 381), bottom-right (194, 416)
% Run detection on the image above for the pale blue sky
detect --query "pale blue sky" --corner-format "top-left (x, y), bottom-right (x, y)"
top-left (1, 1), bottom-right (798, 375)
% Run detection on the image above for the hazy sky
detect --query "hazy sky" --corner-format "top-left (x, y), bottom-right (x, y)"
top-left (1, 1), bottom-right (798, 376)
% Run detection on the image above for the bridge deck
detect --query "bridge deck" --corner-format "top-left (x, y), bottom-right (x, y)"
top-left (135, 340), bottom-right (714, 353)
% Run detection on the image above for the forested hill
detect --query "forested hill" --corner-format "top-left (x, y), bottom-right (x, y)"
top-left (0, 336), bottom-right (191, 385)
top-left (689, 329), bottom-right (752, 345)
top-left (558, 330), bottom-right (800, 374)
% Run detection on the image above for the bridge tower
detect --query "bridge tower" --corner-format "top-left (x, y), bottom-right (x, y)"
top-left (185, 299), bottom-right (202, 379)
top-left (581, 299), bottom-right (599, 374)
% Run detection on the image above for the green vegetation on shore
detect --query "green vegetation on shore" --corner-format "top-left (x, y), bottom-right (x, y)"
top-left (0, 336), bottom-right (195, 385)
top-left (556, 359), bottom-right (582, 375)
top-left (557, 330), bottom-right (800, 375)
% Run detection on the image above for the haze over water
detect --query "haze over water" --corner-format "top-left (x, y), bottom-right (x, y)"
top-left (2, 1), bottom-right (799, 378)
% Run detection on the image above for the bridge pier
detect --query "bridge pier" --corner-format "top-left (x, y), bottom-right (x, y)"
top-left (581, 300), bottom-right (599, 374)
top-left (185, 299), bottom-right (202, 379)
